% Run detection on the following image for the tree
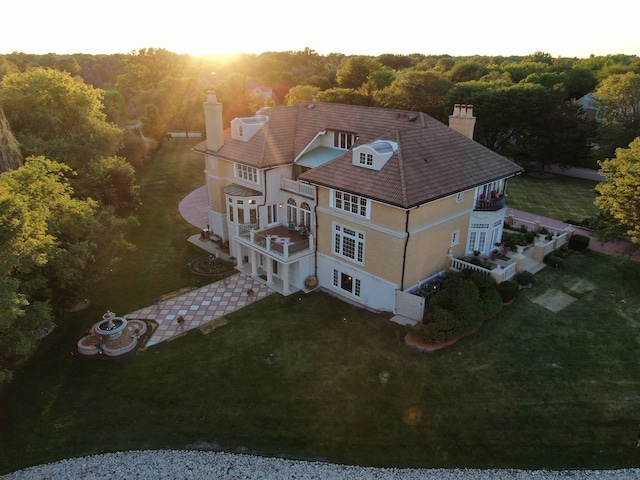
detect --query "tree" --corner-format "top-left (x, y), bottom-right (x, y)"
top-left (314, 88), bottom-right (371, 106)
top-left (0, 156), bottom-right (136, 381)
top-left (594, 72), bottom-right (640, 159)
top-left (336, 56), bottom-right (382, 89)
top-left (74, 156), bottom-right (141, 215)
top-left (595, 138), bottom-right (640, 244)
top-left (114, 48), bottom-right (184, 101)
top-left (140, 103), bottom-right (166, 142)
top-left (0, 68), bottom-right (121, 169)
top-left (285, 85), bottom-right (320, 106)
top-left (0, 109), bottom-right (22, 172)
top-left (375, 69), bottom-right (453, 121)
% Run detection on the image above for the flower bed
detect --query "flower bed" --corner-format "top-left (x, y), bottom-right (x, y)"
top-left (189, 255), bottom-right (236, 276)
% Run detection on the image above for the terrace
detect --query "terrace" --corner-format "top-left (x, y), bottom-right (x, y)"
top-left (236, 223), bottom-right (314, 262)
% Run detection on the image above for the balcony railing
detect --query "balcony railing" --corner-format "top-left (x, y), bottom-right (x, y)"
top-left (474, 195), bottom-right (506, 211)
top-left (449, 256), bottom-right (516, 283)
top-left (281, 178), bottom-right (315, 199)
top-left (237, 223), bottom-right (313, 261)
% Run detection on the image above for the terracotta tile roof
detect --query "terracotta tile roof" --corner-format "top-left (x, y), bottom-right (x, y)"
top-left (194, 102), bottom-right (523, 208)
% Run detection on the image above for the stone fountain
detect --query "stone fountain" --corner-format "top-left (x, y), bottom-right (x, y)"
top-left (94, 310), bottom-right (127, 340)
top-left (77, 310), bottom-right (148, 357)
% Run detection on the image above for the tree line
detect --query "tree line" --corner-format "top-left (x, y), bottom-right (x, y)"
top-left (0, 48), bottom-right (639, 382)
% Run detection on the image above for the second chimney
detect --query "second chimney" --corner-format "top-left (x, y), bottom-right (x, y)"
top-left (449, 104), bottom-right (476, 139)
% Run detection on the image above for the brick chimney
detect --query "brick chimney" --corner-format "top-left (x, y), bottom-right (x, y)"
top-left (448, 104), bottom-right (476, 139)
top-left (204, 91), bottom-right (224, 151)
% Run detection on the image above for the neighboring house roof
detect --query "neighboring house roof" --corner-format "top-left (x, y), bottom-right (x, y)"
top-left (251, 86), bottom-right (274, 97)
top-left (193, 102), bottom-right (523, 209)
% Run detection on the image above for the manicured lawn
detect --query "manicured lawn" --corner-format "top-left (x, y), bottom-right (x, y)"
top-left (1, 141), bottom-right (639, 474)
top-left (507, 173), bottom-right (600, 224)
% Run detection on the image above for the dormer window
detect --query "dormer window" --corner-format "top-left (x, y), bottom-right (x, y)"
top-left (352, 140), bottom-right (397, 170)
top-left (359, 152), bottom-right (373, 166)
top-left (334, 131), bottom-right (356, 150)
top-left (231, 115), bottom-right (268, 141)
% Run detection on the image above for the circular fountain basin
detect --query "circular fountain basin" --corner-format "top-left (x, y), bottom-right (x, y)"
top-left (94, 312), bottom-right (127, 340)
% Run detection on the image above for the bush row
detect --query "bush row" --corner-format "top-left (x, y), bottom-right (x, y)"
top-left (407, 270), bottom-right (518, 345)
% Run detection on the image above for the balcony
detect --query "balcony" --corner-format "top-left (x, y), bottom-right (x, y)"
top-left (237, 223), bottom-right (313, 261)
top-left (474, 194), bottom-right (506, 211)
top-left (281, 178), bottom-right (315, 200)
top-left (450, 254), bottom-right (517, 283)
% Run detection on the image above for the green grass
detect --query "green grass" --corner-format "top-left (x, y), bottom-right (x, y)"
top-left (507, 173), bottom-right (600, 224)
top-left (2, 140), bottom-right (640, 474)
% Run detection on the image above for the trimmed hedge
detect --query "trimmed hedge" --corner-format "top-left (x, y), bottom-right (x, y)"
top-left (496, 281), bottom-right (519, 303)
top-left (568, 233), bottom-right (590, 252)
top-left (516, 270), bottom-right (535, 286)
top-left (407, 270), bottom-right (509, 345)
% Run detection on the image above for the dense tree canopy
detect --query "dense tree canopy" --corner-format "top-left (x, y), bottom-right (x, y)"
top-left (594, 72), bottom-right (640, 159)
top-left (0, 68), bottom-right (122, 169)
top-left (0, 109), bottom-right (22, 172)
top-left (0, 156), bottom-right (136, 381)
top-left (595, 138), bottom-right (640, 245)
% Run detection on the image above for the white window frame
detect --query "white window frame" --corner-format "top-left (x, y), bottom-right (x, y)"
top-left (451, 229), bottom-right (460, 246)
top-left (235, 163), bottom-right (259, 185)
top-left (332, 190), bottom-right (370, 219)
top-left (267, 204), bottom-right (278, 225)
top-left (359, 152), bottom-right (373, 166)
top-left (334, 131), bottom-right (356, 150)
top-left (333, 223), bottom-right (365, 264)
top-left (332, 269), bottom-right (361, 298)
top-left (456, 192), bottom-right (464, 203)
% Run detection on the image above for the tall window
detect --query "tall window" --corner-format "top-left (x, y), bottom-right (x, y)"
top-left (227, 197), bottom-right (259, 226)
top-left (467, 225), bottom-right (489, 253)
top-left (333, 190), bottom-right (369, 218)
top-left (334, 131), bottom-right (356, 150)
top-left (300, 202), bottom-right (311, 227)
top-left (235, 163), bottom-right (258, 184)
top-left (267, 204), bottom-right (278, 224)
top-left (286, 198), bottom-right (297, 225)
top-left (333, 224), bottom-right (364, 264)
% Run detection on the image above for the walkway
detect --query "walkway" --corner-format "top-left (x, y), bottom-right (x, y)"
top-left (126, 274), bottom-right (271, 347)
top-left (507, 208), bottom-right (640, 262)
top-left (124, 185), bottom-right (272, 347)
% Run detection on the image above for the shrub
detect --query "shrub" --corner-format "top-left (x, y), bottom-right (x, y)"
top-left (517, 270), bottom-right (535, 286)
top-left (524, 232), bottom-right (535, 244)
top-left (469, 271), bottom-right (497, 292)
top-left (545, 254), bottom-right (565, 269)
top-left (481, 288), bottom-right (504, 318)
top-left (496, 281), bottom-right (519, 303)
top-left (568, 234), bottom-right (590, 252)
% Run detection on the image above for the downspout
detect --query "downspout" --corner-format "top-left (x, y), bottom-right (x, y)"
top-left (400, 209), bottom-right (411, 291)
top-left (313, 185), bottom-right (319, 278)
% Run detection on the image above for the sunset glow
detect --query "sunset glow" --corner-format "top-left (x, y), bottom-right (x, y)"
top-left (2, 0), bottom-right (639, 58)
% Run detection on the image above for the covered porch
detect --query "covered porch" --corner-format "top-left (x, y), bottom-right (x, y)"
top-left (232, 224), bottom-right (315, 296)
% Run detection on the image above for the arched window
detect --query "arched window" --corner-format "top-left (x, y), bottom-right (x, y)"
top-left (300, 202), bottom-right (311, 228)
top-left (286, 198), bottom-right (297, 226)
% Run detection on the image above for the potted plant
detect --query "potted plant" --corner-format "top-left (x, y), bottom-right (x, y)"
top-left (537, 227), bottom-right (549, 240)
top-left (490, 249), bottom-right (499, 260)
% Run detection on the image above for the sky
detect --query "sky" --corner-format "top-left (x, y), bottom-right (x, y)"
top-left (2, 0), bottom-right (638, 59)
